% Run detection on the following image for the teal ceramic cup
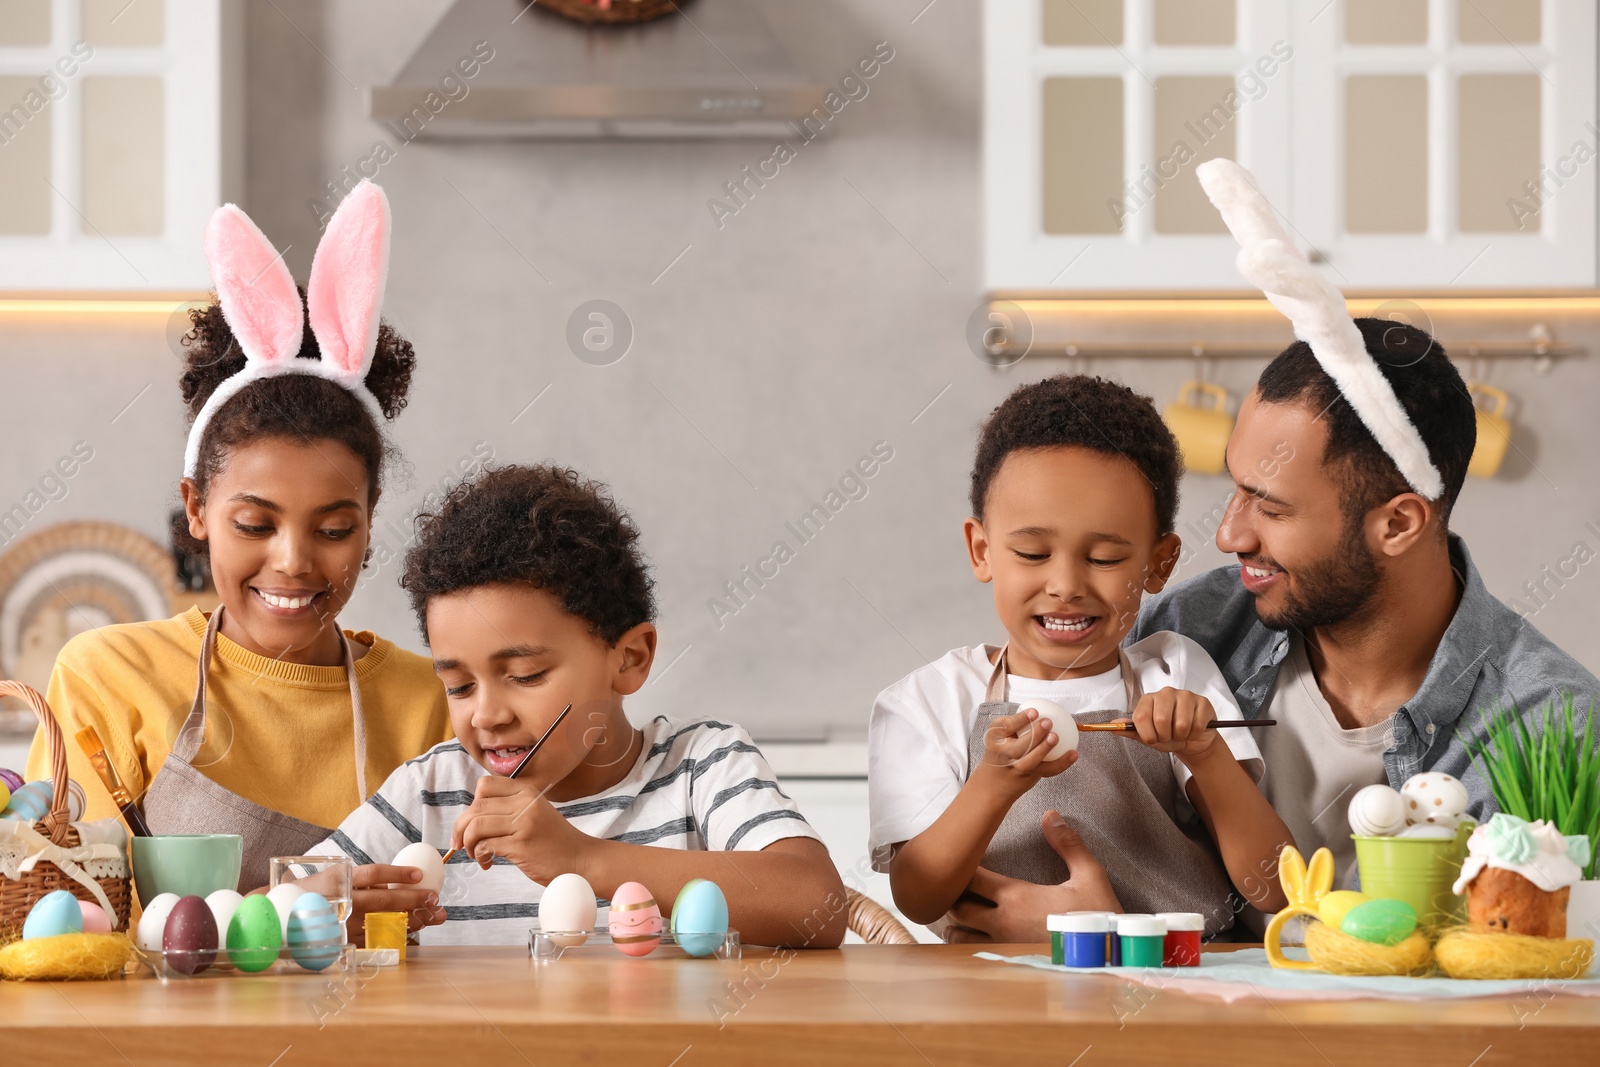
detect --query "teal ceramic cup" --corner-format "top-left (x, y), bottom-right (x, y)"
top-left (131, 834), bottom-right (243, 907)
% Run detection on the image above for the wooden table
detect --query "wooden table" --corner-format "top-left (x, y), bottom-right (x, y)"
top-left (3, 944), bottom-right (1597, 1065)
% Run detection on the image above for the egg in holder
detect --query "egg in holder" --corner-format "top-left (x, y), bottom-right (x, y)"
top-left (131, 890), bottom-right (355, 981)
top-left (1264, 846), bottom-right (1434, 976)
top-left (528, 876), bottom-right (740, 962)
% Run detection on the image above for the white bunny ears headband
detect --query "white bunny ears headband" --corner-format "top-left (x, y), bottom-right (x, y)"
top-left (1196, 159), bottom-right (1444, 500)
top-left (184, 180), bottom-right (392, 478)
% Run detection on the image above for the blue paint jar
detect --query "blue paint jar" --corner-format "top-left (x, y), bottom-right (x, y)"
top-left (1047, 912), bottom-right (1111, 967)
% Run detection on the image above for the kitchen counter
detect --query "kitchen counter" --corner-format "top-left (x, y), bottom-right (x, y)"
top-left (3, 943), bottom-right (1596, 1065)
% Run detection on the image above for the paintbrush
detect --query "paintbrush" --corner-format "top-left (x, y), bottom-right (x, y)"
top-left (74, 725), bottom-right (152, 837)
top-left (442, 702), bottom-right (572, 864)
top-left (1078, 719), bottom-right (1277, 733)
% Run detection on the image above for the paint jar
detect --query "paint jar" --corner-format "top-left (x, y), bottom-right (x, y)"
top-left (1047, 912), bottom-right (1111, 967)
top-left (1115, 915), bottom-right (1167, 968)
top-left (1155, 912), bottom-right (1204, 966)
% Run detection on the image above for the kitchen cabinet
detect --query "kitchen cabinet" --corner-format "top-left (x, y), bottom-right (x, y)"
top-left (985, 0), bottom-right (1596, 291)
top-left (0, 0), bottom-right (242, 291)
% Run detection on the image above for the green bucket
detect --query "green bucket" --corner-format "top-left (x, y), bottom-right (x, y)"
top-left (1352, 823), bottom-right (1474, 928)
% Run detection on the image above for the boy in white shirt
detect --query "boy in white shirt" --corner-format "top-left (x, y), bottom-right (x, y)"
top-left (869, 375), bottom-right (1291, 941)
top-left (316, 464), bottom-right (846, 947)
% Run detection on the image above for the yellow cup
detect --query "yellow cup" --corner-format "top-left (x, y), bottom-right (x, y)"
top-left (1466, 383), bottom-right (1511, 479)
top-left (1164, 381), bottom-right (1233, 475)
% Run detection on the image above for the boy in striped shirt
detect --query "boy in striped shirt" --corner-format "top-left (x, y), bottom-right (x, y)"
top-left (317, 464), bottom-right (846, 947)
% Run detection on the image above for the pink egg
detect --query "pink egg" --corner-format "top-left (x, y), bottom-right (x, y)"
top-left (79, 898), bottom-right (113, 934)
top-left (607, 881), bottom-right (663, 957)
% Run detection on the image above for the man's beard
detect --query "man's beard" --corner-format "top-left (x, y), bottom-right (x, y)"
top-left (1251, 517), bottom-right (1381, 632)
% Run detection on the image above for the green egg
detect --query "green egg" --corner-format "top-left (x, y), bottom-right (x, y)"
top-left (226, 895), bottom-right (283, 972)
top-left (1338, 898), bottom-right (1418, 946)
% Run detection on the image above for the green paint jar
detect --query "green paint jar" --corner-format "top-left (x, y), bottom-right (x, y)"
top-left (1115, 914), bottom-right (1167, 968)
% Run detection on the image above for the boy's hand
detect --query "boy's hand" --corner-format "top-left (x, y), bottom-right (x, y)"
top-left (1123, 687), bottom-right (1220, 763)
top-left (348, 864), bottom-right (447, 941)
top-left (451, 775), bottom-right (588, 885)
top-left (975, 706), bottom-right (1077, 796)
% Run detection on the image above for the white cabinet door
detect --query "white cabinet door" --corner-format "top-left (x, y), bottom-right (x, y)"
top-left (0, 0), bottom-right (242, 291)
top-left (985, 0), bottom-right (1292, 291)
top-left (1290, 0), bottom-right (1595, 288)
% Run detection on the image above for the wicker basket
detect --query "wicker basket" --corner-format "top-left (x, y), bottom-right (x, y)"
top-left (533, 0), bottom-right (688, 25)
top-left (0, 681), bottom-right (132, 942)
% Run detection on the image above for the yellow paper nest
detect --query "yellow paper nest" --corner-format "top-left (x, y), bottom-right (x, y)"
top-left (1435, 928), bottom-right (1595, 981)
top-left (0, 932), bottom-right (132, 980)
top-left (1303, 919), bottom-right (1435, 976)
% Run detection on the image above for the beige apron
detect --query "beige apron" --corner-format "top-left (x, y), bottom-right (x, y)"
top-left (961, 645), bottom-right (1238, 938)
top-left (143, 606), bottom-right (369, 892)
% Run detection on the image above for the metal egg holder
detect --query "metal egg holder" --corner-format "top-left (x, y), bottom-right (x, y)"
top-left (527, 924), bottom-right (742, 962)
top-left (131, 942), bottom-right (357, 982)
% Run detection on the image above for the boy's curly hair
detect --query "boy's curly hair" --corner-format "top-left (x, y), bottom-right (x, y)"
top-left (401, 464), bottom-right (657, 645)
top-left (969, 374), bottom-right (1182, 534)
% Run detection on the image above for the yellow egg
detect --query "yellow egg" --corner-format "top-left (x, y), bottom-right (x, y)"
top-left (1318, 890), bottom-right (1372, 929)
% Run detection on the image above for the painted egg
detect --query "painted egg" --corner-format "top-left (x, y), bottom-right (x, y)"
top-left (1401, 772), bottom-right (1469, 827)
top-left (1316, 890), bottom-right (1371, 931)
top-left (1347, 784), bottom-right (1407, 837)
top-left (23, 889), bottom-right (84, 940)
top-left (1339, 898), bottom-right (1418, 946)
top-left (37, 778), bottom-right (86, 821)
top-left (0, 777), bottom-right (9, 811)
top-left (1013, 699), bottom-right (1078, 762)
top-left (78, 899), bottom-right (113, 934)
top-left (607, 881), bottom-right (664, 957)
top-left (226, 895), bottom-right (283, 972)
top-left (2, 781), bottom-right (52, 824)
top-left (391, 842), bottom-right (445, 893)
top-left (0, 767), bottom-right (22, 793)
top-left (136, 893), bottom-right (180, 951)
top-left (539, 873), bottom-right (597, 948)
top-left (266, 883), bottom-right (307, 940)
top-left (671, 878), bottom-right (729, 958)
top-left (163, 895), bottom-right (219, 975)
top-left (286, 892), bottom-right (343, 972)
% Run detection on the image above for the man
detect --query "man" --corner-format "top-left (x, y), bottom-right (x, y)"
top-left (943, 319), bottom-right (1598, 942)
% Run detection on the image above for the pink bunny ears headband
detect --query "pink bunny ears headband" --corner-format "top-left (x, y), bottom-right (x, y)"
top-left (1197, 159), bottom-right (1444, 501)
top-left (184, 180), bottom-right (393, 478)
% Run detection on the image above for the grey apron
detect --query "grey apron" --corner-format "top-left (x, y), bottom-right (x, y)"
top-left (143, 606), bottom-right (369, 892)
top-left (962, 645), bottom-right (1238, 938)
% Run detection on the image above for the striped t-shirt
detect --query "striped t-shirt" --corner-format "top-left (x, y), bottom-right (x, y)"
top-left (312, 715), bottom-right (820, 945)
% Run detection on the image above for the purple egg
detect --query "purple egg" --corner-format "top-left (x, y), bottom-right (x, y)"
top-left (0, 768), bottom-right (23, 794)
top-left (163, 895), bottom-right (219, 975)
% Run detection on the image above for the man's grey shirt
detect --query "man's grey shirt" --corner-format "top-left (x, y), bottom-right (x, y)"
top-left (1131, 535), bottom-right (1598, 821)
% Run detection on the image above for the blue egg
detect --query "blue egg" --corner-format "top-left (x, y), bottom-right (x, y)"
top-left (670, 879), bottom-right (729, 958)
top-left (2, 781), bottom-right (51, 823)
top-left (23, 889), bottom-right (84, 940)
top-left (286, 891), bottom-right (342, 971)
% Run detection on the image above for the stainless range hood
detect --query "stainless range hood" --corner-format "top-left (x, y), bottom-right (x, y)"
top-left (370, 0), bottom-right (826, 139)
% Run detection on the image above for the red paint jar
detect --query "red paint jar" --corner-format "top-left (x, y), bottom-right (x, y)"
top-left (1156, 911), bottom-right (1203, 966)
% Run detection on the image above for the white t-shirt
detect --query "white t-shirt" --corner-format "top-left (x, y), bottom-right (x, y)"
top-left (315, 715), bottom-right (820, 945)
top-left (1256, 635), bottom-right (1391, 891)
top-left (867, 631), bottom-right (1263, 872)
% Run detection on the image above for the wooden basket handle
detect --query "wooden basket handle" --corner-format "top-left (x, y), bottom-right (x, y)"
top-left (0, 680), bottom-right (72, 845)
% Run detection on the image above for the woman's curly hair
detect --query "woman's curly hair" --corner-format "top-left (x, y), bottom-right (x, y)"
top-left (401, 464), bottom-right (658, 646)
top-left (174, 291), bottom-right (415, 555)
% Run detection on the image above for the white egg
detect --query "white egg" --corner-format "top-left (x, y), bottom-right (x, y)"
top-left (1399, 823), bottom-right (1456, 839)
top-left (1347, 783), bottom-right (1407, 837)
top-left (1400, 772), bottom-right (1470, 826)
top-left (135, 892), bottom-right (180, 952)
top-left (1014, 699), bottom-right (1079, 762)
top-left (539, 872), bottom-right (597, 948)
top-left (266, 883), bottom-right (307, 939)
top-left (205, 889), bottom-right (243, 935)
top-left (390, 842), bottom-right (445, 893)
